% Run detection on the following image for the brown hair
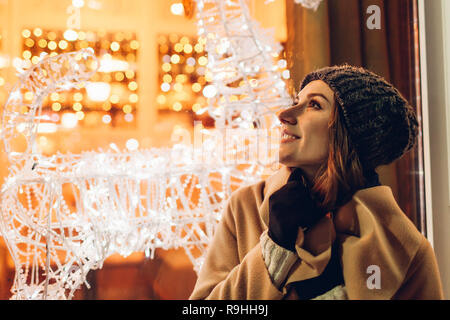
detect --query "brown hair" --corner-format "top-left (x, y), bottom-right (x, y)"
top-left (310, 100), bottom-right (366, 212)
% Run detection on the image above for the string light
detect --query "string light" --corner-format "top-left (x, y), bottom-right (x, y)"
top-left (163, 74), bottom-right (172, 83)
top-left (33, 28), bottom-right (43, 37)
top-left (114, 72), bottom-right (125, 81)
top-left (174, 43), bottom-right (184, 52)
top-left (173, 83), bottom-right (183, 92)
top-left (48, 41), bottom-right (58, 50)
top-left (73, 102), bottom-right (83, 111)
top-left (198, 56), bottom-right (207, 66)
top-left (161, 63), bottom-right (171, 72)
top-left (156, 94), bottom-right (166, 104)
top-left (161, 82), bottom-right (170, 92)
top-left (59, 40), bottom-right (69, 50)
top-left (123, 104), bottom-right (132, 114)
top-left (72, 0), bottom-right (85, 8)
top-left (102, 114), bottom-right (112, 123)
top-left (76, 111), bottom-right (85, 120)
top-left (109, 94), bottom-right (120, 104)
top-left (184, 44), bottom-right (193, 54)
top-left (202, 85), bottom-right (217, 98)
top-left (170, 3), bottom-right (184, 16)
top-left (128, 81), bottom-right (138, 91)
top-left (124, 113), bottom-right (133, 122)
top-left (86, 82), bottom-right (110, 102)
top-left (52, 102), bottom-right (62, 111)
top-left (170, 54), bottom-right (180, 64)
top-left (102, 101), bottom-right (112, 111)
top-left (61, 112), bottom-right (78, 128)
top-left (73, 92), bottom-right (83, 101)
top-left (294, 0), bottom-right (323, 10)
top-left (22, 50), bottom-right (32, 60)
top-left (64, 29), bottom-right (78, 41)
top-left (25, 38), bottom-right (35, 47)
top-left (22, 29), bottom-right (31, 38)
top-left (129, 94), bottom-right (138, 103)
top-left (172, 101), bottom-right (182, 111)
top-left (192, 83), bottom-right (201, 92)
top-left (24, 91), bottom-right (34, 100)
top-left (126, 138), bottom-right (139, 151)
top-left (38, 39), bottom-right (48, 48)
top-left (110, 41), bottom-right (120, 51)
top-left (192, 103), bottom-right (201, 113)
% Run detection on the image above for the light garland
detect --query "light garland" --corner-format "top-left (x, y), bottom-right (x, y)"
top-left (2, 48), bottom-right (98, 164)
top-left (1, 146), bottom-right (261, 299)
top-left (0, 0), bottom-right (309, 300)
top-left (294, 0), bottom-right (323, 11)
top-left (265, 0), bottom-right (323, 11)
top-left (195, 0), bottom-right (292, 130)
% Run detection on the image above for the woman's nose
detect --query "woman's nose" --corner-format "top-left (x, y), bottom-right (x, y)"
top-left (278, 105), bottom-right (298, 125)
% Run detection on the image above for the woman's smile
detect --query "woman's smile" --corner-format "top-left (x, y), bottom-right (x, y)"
top-left (280, 129), bottom-right (300, 143)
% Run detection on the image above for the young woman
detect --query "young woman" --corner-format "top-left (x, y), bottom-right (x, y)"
top-left (189, 64), bottom-right (444, 300)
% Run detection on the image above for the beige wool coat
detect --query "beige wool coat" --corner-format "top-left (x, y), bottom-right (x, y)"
top-left (189, 166), bottom-right (444, 300)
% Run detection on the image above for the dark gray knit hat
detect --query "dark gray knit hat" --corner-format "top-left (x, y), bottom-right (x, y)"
top-left (299, 64), bottom-right (419, 169)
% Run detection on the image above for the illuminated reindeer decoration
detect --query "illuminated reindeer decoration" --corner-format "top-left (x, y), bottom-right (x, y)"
top-left (0, 0), bottom-right (321, 299)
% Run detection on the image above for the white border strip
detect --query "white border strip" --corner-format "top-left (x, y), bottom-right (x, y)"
top-left (417, 0), bottom-right (435, 246)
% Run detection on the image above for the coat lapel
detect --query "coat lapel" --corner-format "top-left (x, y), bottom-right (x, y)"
top-left (259, 166), bottom-right (291, 228)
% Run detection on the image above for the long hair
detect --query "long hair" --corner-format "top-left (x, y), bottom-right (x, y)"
top-left (310, 100), bottom-right (366, 212)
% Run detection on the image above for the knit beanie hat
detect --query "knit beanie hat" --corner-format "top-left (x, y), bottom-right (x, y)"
top-left (299, 64), bottom-right (419, 169)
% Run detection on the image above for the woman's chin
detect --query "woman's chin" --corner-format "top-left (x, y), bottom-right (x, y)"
top-left (278, 151), bottom-right (297, 167)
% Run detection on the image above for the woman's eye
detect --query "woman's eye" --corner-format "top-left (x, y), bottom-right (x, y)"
top-left (309, 100), bottom-right (321, 109)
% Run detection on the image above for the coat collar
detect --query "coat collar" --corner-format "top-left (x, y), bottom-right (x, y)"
top-left (260, 165), bottom-right (291, 228)
top-left (259, 166), bottom-right (424, 299)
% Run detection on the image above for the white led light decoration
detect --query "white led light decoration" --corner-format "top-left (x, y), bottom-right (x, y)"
top-left (265, 0), bottom-right (323, 11)
top-left (0, 0), bottom-right (323, 300)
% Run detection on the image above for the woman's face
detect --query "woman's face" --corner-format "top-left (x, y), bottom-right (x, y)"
top-left (278, 80), bottom-right (335, 179)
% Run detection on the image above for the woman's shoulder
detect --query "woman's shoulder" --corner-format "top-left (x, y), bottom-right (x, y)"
top-left (220, 178), bottom-right (268, 241)
top-left (227, 167), bottom-right (289, 209)
top-left (335, 185), bottom-right (436, 298)
top-left (228, 178), bottom-right (266, 208)
top-left (336, 184), bottom-right (426, 253)
top-left (225, 167), bottom-right (292, 225)
top-left (354, 185), bottom-right (421, 230)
